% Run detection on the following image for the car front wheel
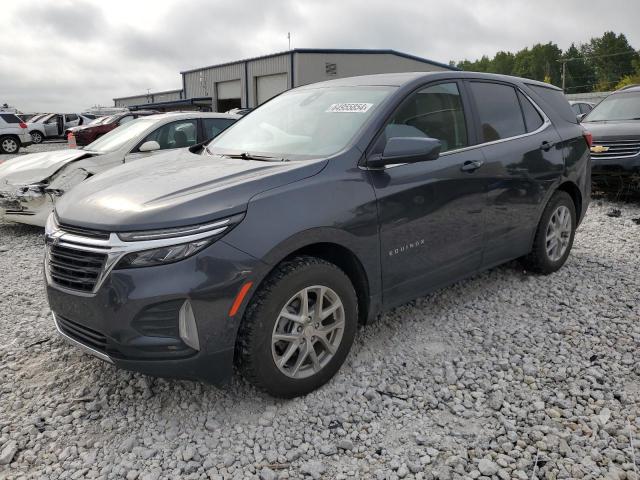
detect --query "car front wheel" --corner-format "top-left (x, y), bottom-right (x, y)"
top-left (0, 136), bottom-right (19, 154)
top-left (521, 190), bottom-right (577, 274)
top-left (237, 256), bottom-right (357, 397)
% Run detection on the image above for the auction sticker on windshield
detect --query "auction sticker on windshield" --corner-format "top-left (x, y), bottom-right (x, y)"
top-left (326, 103), bottom-right (373, 113)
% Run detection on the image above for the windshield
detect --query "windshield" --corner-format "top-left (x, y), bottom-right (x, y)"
top-left (208, 85), bottom-right (396, 159)
top-left (83, 118), bottom-right (157, 153)
top-left (585, 92), bottom-right (640, 121)
top-left (88, 116), bottom-right (109, 126)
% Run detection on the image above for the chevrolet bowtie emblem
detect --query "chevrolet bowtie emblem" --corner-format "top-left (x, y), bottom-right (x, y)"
top-left (591, 145), bottom-right (610, 153)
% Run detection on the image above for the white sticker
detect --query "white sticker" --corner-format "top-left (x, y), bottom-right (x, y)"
top-left (326, 103), bottom-right (373, 113)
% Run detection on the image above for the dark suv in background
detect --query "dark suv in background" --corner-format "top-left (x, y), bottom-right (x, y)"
top-left (45, 72), bottom-right (590, 397)
top-left (581, 85), bottom-right (640, 191)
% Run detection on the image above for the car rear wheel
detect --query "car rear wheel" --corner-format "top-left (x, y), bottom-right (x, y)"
top-left (30, 131), bottom-right (43, 144)
top-left (0, 136), bottom-right (19, 154)
top-left (237, 256), bottom-right (357, 398)
top-left (521, 191), bottom-right (576, 274)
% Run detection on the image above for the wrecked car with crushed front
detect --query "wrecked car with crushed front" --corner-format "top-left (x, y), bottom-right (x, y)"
top-left (0, 112), bottom-right (238, 226)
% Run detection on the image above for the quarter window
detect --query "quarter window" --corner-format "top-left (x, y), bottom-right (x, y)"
top-left (518, 92), bottom-right (544, 132)
top-left (384, 82), bottom-right (468, 152)
top-left (118, 115), bottom-right (134, 125)
top-left (470, 82), bottom-right (526, 142)
top-left (141, 120), bottom-right (198, 150)
top-left (202, 118), bottom-right (236, 141)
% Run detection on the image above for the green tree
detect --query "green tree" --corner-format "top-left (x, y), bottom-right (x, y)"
top-left (491, 51), bottom-right (515, 75)
top-left (512, 43), bottom-right (563, 86)
top-left (561, 43), bottom-right (596, 93)
top-left (584, 31), bottom-right (639, 91)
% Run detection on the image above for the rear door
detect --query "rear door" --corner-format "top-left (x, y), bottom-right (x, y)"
top-left (368, 81), bottom-right (488, 307)
top-left (466, 81), bottom-right (564, 266)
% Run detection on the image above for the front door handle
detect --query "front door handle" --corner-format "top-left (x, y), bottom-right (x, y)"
top-left (460, 160), bottom-right (484, 172)
top-left (540, 140), bottom-right (555, 151)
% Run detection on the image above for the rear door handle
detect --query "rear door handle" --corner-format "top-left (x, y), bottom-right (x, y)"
top-left (460, 160), bottom-right (484, 172)
top-left (540, 140), bottom-right (555, 151)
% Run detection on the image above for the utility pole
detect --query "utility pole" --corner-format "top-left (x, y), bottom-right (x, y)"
top-left (561, 60), bottom-right (567, 93)
top-left (288, 32), bottom-right (291, 50)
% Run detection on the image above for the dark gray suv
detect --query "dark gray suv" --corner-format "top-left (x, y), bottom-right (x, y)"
top-left (45, 72), bottom-right (591, 397)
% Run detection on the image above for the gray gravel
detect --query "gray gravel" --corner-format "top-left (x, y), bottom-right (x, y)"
top-left (1, 188), bottom-right (639, 479)
top-left (0, 140), bottom-right (68, 164)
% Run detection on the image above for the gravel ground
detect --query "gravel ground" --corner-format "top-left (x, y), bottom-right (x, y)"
top-left (0, 140), bottom-right (68, 164)
top-left (1, 192), bottom-right (639, 479)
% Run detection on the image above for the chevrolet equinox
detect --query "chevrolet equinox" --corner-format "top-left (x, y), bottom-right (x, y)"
top-left (45, 72), bottom-right (591, 397)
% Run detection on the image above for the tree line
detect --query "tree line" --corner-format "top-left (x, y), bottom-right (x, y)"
top-left (454, 31), bottom-right (640, 93)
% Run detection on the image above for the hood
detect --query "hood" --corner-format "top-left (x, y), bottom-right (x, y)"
top-left (0, 149), bottom-right (94, 185)
top-left (582, 120), bottom-right (640, 140)
top-left (55, 149), bottom-right (328, 231)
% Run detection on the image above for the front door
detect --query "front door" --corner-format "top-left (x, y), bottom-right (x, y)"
top-left (367, 81), bottom-right (487, 307)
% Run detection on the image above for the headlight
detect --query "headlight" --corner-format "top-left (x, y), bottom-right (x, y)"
top-left (116, 239), bottom-right (212, 269)
top-left (117, 214), bottom-right (243, 241)
top-left (114, 213), bottom-right (244, 269)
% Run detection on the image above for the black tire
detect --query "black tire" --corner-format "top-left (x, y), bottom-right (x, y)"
top-left (236, 256), bottom-right (358, 398)
top-left (0, 136), bottom-right (20, 154)
top-left (521, 191), bottom-right (576, 274)
top-left (31, 131), bottom-right (43, 144)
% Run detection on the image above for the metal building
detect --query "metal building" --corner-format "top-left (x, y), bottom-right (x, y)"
top-left (114, 48), bottom-right (455, 112)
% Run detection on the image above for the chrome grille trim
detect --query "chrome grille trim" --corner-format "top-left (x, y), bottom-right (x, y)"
top-left (591, 139), bottom-right (640, 159)
top-left (44, 218), bottom-right (228, 296)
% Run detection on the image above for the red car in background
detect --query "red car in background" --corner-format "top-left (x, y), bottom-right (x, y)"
top-left (67, 110), bottom-right (157, 146)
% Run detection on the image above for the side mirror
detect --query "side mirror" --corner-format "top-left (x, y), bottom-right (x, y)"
top-left (138, 140), bottom-right (160, 152)
top-left (577, 113), bottom-right (587, 122)
top-left (368, 137), bottom-right (441, 169)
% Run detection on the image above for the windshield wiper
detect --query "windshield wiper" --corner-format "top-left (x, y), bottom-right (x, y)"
top-left (221, 152), bottom-right (289, 162)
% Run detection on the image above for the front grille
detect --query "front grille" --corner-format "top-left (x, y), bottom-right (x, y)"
top-left (48, 244), bottom-right (107, 292)
top-left (591, 140), bottom-right (640, 159)
top-left (57, 315), bottom-right (107, 353)
top-left (58, 223), bottom-right (110, 240)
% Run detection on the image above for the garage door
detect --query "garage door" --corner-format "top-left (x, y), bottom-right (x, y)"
top-left (217, 80), bottom-right (241, 100)
top-left (256, 73), bottom-right (288, 105)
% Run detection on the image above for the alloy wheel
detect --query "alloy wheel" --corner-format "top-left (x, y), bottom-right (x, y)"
top-left (31, 132), bottom-right (42, 144)
top-left (271, 285), bottom-right (345, 379)
top-left (545, 205), bottom-right (572, 261)
top-left (1, 138), bottom-right (18, 153)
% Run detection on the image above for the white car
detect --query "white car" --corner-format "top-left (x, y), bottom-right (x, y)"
top-left (0, 113), bottom-right (33, 154)
top-left (0, 112), bottom-right (239, 226)
top-left (27, 113), bottom-right (97, 144)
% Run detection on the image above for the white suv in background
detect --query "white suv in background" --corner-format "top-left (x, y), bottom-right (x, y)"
top-left (0, 113), bottom-right (32, 154)
top-left (27, 113), bottom-right (94, 144)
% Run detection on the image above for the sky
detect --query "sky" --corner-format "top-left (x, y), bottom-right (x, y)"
top-left (2, 0), bottom-right (639, 112)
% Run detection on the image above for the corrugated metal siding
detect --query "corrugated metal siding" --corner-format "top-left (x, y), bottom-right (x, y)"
top-left (114, 95), bottom-right (150, 108)
top-left (294, 52), bottom-right (450, 87)
top-left (247, 54), bottom-right (291, 107)
top-left (152, 90), bottom-right (184, 102)
top-left (183, 63), bottom-right (244, 110)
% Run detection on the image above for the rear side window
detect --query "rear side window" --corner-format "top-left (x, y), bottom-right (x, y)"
top-left (0, 114), bottom-right (21, 124)
top-left (518, 92), bottom-right (544, 132)
top-left (470, 82), bottom-right (526, 142)
top-left (65, 114), bottom-right (78, 122)
top-left (527, 84), bottom-right (577, 123)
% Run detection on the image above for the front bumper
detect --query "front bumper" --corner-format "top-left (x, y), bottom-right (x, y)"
top-left (591, 153), bottom-right (640, 176)
top-left (46, 239), bottom-right (263, 384)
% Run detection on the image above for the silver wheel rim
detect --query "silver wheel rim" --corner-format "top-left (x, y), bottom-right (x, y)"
top-left (545, 205), bottom-right (572, 261)
top-left (271, 285), bottom-right (345, 379)
top-left (1, 138), bottom-right (17, 153)
top-left (31, 132), bottom-right (41, 143)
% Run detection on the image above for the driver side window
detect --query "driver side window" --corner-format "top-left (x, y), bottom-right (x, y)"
top-left (384, 82), bottom-right (469, 153)
top-left (140, 120), bottom-right (198, 151)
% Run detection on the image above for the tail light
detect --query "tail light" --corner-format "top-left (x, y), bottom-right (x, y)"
top-left (583, 131), bottom-right (593, 148)
top-left (19, 122), bottom-right (27, 129)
